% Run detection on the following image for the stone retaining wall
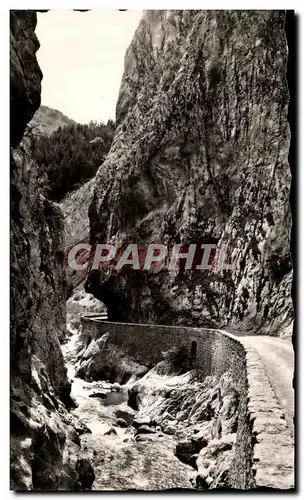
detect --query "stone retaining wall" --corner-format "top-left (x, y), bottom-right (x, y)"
top-left (241, 343), bottom-right (294, 489)
top-left (80, 318), bottom-right (245, 381)
top-left (80, 316), bottom-right (294, 489)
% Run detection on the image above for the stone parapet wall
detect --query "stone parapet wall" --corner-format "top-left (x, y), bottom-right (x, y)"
top-left (242, 343), bottom-right (294, 489)
top-left (80, 318), bottom-right (244, 381)
top-left (80, 316), bottom-right (294, 489)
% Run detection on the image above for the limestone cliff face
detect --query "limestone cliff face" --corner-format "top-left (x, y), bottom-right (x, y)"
top-left (60, 179), bottom-right (94, 289)
top-left (10, 11), bottom-right (93, 490)
top-left (87, 10), bottom-right (292, 335)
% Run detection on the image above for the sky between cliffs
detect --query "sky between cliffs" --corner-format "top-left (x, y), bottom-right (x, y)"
top-left (36, 10), bottom-right (142, 124)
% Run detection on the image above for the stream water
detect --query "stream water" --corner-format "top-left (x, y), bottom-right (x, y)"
top-left (61, 326), bottom-right (194, 491)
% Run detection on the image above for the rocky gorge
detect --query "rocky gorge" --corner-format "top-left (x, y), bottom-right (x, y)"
top-left (10, 9), bottom-right (294, 491)
top-left (86, 10), bottom-right (293, 337)
top-left (61, 312), bottom-right (248, 491)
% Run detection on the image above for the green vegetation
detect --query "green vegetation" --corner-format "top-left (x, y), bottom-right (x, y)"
top-left (31, 119), bottom-right (115, 201)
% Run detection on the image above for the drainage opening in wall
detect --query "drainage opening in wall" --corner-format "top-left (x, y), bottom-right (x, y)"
top-left (190, 340), bottom-right (197, 369)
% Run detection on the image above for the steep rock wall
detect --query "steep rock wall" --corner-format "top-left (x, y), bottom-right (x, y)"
top-left (10, 11), bottom-right (93, 490)
top-left (60, 179), bottom-right (94, 289)
top-left (86, 10), bottom-right (292, 335)
top-left (10, 11), bottom-right (42, 148)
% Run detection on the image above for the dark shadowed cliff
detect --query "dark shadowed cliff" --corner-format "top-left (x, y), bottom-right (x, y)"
top-left (86, 10), bottom-right (293, 336)
top-left (10, 11), bottom-right (94, 490)
top-left (10, 11), bottom-right (42, 149)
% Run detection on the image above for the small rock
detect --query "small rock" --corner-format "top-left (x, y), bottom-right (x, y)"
top-left (128, 385), bottom-right (139, 410)
top-left (74, 422), bottom-right (92, 435)
top-left (195, 474), bottom-right (210, 490)
top-left (135, 365), bottom-right (149, 378)
top-left (152, 416), bottom-right (161, 426)
top-left (103, 426), bottom-right (117, 436)
top-left (66, 425), bottom-right (80, 447)
top-left (206, 476), bottom-right (213, 486)
top-left (115, 404), bottom-right (136, 425)
top-left (176, 410), bottom-right (188, 422)
top-left (175, 440), bottom-right (193, 465)
top-left (190, 454), bottom-right (199, 468)
top-left (191, 310), bottom-right (202, 319)
top-left (59, 471), bottom-right (82, 490)
top-left (133, 416), bottom-right (151, 429)
top-left (212, 418), bottom-right (222, 439)
top-left (116, 418), bottom-right (128, 428)
top-left (76, 458), bottom-right (95, 490)
top-left (162, 389), bottom-right (172, 399)
top-left (163, 411), bottom-right (174, 421)
top-left (136, 425), bottom-right (156, 435)
top-left (163, 424), bottom-right (176, 435)
top-left (89, 392), bottom-right (107, 399)
top-left (112, 382), bottom-right (122, 392)
top-left (192, 431), bottom-right (208, 451)
top-left (135, 434), bottom-right (154, 443)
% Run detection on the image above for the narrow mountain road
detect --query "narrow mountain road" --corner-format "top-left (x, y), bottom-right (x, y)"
top-left (239, 335), bottom-right (294, 436)
top-left (82, 314), bottom-right (294, 438)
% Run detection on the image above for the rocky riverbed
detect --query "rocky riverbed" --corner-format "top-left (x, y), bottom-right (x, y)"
top-left (61, 312), bottom-right (242, 491)
top-left (10, 10), bottom-right (293, 491)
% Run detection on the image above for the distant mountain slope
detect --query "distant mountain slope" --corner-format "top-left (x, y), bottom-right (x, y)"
top-left (29, 104), bottom-right (76, 136)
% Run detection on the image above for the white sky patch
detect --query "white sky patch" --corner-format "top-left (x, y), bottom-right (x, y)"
top-left (36, 9), bottom-right (142, 124)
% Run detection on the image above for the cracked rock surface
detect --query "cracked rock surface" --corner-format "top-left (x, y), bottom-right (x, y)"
top-left (86, 10), bottom-right (292, 336)
top-left (10, 11), bottom-right (94, 490)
